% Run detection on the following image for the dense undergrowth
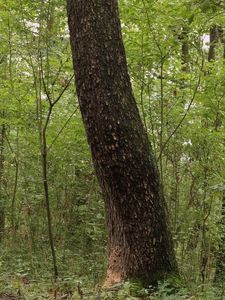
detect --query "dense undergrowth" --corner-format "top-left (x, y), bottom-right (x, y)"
top-left (0, 0), bottom-right (225, 299)
top-left (0, 238), bottom-right (225, 299)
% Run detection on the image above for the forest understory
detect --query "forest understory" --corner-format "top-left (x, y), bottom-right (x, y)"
top-left (0, 0), bottom-right (225, 299)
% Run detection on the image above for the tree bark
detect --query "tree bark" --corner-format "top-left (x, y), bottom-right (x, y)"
top-left (0, 123), bottom-right (5, 239)
top-left (214, 193), bottom-right (225, 284)
top-left (208, 25), bottom-right (219, 62)
top-left (218, 27), bottom-right (225, 60)
top-left (181, 26), bottom-right (190, 72)
top-left (67, 0), bottom-right (178, 286)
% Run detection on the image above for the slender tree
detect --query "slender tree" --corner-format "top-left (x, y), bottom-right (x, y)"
top-left (67, 0), bottom-right (178, 286)
top-left (181, 25), bottom-right (190, 72)
top-left (214, 193), bottom-right (225, 284)
top-left (0, 55), bottom-right (6, 238)
top-left (0, 123), bottom-right (5, 239)
top-left (208, 25), bottom-right (219, 62)
top-left (218, 27), bottom-right (225, 60)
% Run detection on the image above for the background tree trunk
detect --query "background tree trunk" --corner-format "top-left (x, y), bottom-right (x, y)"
top-left (208, 26), bottom-right (219, 62)
top-left (67, 0), bottom-right (178, 286)
top-left (181, 26), bottom-right (190, 72)
top-left (0, 123), bottom-right (5, 239)
top-left (214, 193), bottom-right (225, 284)
top-left (218, 27), bottom-right (225, 60)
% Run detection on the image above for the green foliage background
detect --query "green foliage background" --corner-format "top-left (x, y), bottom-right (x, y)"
top-left (0, 0), bottom-right (224, 299)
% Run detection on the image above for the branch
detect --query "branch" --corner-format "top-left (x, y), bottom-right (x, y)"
top-left (5, 134), bottom-right (18, 164)
top-left (52, 74), bottom-right (75, 107)
top-left (48, 105), bottom-right (79, 152)
top-left (43, 74), bottom-right (75, 134)
top-left (157, 58), bottom-right (204, 162)
top-left (40, 51), bottom-right (52, 105)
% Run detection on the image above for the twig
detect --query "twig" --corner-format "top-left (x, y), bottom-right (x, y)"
top-left (48, 105), bottom-right (79, 152)
top-left (157, 57), bottom-right (204, 162)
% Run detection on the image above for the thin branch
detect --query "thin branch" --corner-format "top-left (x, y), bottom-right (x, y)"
top-left (48, 105), bottom-right (79, 152)
top-left (43, 74), bottom-right (75, 134)
top-left (40, 52), bottom-right (52, 105)
top-left (5, 134), bottom-right (17, 163)
top-left (51, 52), bottom-right (70, 87)
top-left (141, 0), bottom-right (162, 55)
top-left (157, 58), bottom-right (204, 162)
top-left (52, 73), bottom-right (75, 107)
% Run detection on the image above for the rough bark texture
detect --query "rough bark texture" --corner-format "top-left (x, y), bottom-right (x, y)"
top-left (67, 0), bottom-right (178, 286)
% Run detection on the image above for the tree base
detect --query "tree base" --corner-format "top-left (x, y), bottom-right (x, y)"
top-left (103, 270), bottom-right (123, 289)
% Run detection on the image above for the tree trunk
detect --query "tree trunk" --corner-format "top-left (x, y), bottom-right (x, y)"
top-left (208, 25), bottom-right (219, 62)
top-left (218, 27), bottom-right (225, 60)
top-left (181, 26), bottom-right (190, 72)
top-left (0, 123), bottom-right (6, 239)
top-left (67, 0), bottom-right (178, 286)
top-left (214, 193), bottom-right (225, 284)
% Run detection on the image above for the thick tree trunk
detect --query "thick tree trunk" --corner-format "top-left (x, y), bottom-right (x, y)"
top-left (67, 0), bottom-right (178, 286)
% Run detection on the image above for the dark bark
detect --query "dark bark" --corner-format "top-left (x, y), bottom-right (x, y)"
top-left (11, 151), bottom-right (19, 229)
top-left (218, 27), bottom-right (225, 60)
top-left (0, 124), bottom-right (5, 239)
top-left (181, 26), bottom-right (190, 72)
top-left (208, 26), bottom-right (219, 62)
top-left (214, 193), bottom-right (225, 283)
top-left (67, 0), bottom-right (178, 286)
top-left (41, 129), bottom-right (58, 280)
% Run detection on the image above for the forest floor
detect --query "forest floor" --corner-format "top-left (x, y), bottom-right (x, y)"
top-left (0, 278), bottom-right (224, 300)
top-left (0, 294), bottom-right (21, 300)
top-left (0, 240), bottom-right (224, 299)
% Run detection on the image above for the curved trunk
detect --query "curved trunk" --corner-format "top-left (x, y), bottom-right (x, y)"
top-left (67, 0), bottom-right (178, 286)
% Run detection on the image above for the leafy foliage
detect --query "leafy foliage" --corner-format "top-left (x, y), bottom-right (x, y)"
top-left (0, 0), bottom-right (224, 299)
